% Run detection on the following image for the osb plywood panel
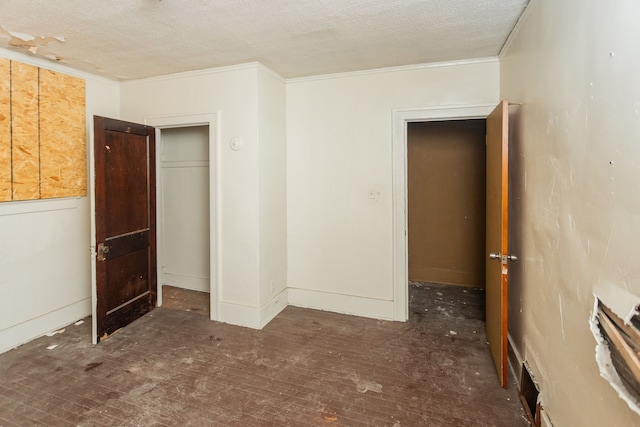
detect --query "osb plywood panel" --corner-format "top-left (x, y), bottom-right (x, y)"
top-left (11, 61), bottom-right (40, 201)
top-left (39, 69), bottom-right (86, 198)
top-left (0, 58), bottom-right (10, 201)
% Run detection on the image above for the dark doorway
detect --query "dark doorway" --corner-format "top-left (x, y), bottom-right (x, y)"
top-left (407, 119), bottom-right (486, 288)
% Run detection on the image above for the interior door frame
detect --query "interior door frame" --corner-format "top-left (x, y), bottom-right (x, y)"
top-left (90, 112), bottom-right (220, 343)
top-left (145, 113), bottom-right (220, 322)
top-left (392, 104), bottom-right (496, 321)
top-left (90, 117), bottom-right (98, 344)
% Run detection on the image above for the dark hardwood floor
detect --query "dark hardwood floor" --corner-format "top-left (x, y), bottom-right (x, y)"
top-left (161, 285), bottom-right (210, 317)
top-left (0, 283), bottom-right (528, 426)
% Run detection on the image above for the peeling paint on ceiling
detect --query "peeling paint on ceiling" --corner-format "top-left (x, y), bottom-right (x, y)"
top-left (0, 26), bottom-right (65, 59)
top-left (0, 0), bottom-right (529, 81)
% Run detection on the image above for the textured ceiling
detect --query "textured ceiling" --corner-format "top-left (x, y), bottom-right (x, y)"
top-left (0, 0), bottom-right (529, 81)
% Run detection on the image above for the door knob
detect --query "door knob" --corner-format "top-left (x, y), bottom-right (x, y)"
top-left (97, 243), bottom-right (110, 261)
top-left (489, 252), bottom-right (518, 262)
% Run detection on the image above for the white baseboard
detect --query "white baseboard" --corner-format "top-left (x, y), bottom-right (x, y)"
top-left (288, 288), bottom-right (395, 321)
top-left (0, 298), bottom-right (91, 354)
top-left (0, 288), bottom-right (395, 353)
top-left (163, 273), bottom-right (209, 293)
top-left (219, 288), bottom-right (288, 329)
top-left (259, 289), bottom-right (289, 327)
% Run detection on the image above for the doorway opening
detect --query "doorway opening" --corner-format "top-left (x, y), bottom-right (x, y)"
top-left (145, 113), bottom-right (219, 322)
top-left (392, 105), bottom-right (495, 321)
top-left (158, 125), bottom-right (211, 317)
top-left (407, 119), bottom-right (486, 289)
top-left (406, 119), bottom-right (487, 326)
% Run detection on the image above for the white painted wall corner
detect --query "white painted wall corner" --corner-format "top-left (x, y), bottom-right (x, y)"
top-left (218, 288), bottom-right (288, 330)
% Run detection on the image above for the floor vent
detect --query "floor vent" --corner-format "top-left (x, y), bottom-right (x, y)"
top-left (519, 363), bottom-right (541, 427)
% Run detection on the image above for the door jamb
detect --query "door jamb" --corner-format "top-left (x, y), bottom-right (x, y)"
top-left (90, 121), bottom-right (98, 344)
top-left (392, 104), bottom-right (495, 321)
top-left (145, 113), bottom-right (220, 322)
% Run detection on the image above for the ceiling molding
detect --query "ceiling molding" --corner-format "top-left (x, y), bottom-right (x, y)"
top-left (119, 62), bottom-right (270, 86)
top-left (286, 57), bottom-right (500, 84)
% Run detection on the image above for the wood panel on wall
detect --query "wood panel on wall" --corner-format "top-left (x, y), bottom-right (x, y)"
top-left (10, 61), bottom-right (40, 200)
top-left (0, 58), bottom-right (86, 202)
top-left (407, 119), bottom-right (486, 287)
top-left (0, 58), bottom-right (10, 201)
top-left (39, 69), bottom-right (86, 198)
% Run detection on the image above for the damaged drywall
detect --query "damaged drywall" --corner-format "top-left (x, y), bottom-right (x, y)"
top-left (595, 284), bottom-right (640, 325)
top-left (0, 25), bottom-right (64, 61)
top-left (590, 296), bottom-right (640, 416)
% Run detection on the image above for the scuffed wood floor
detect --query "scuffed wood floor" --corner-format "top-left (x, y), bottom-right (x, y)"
top-left (0, 283), bottom-right (529, 426)
top-left (162, 285), bottom-right (210, 317)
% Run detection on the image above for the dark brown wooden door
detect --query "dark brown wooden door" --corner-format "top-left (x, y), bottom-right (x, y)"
top-left (94, 116), bottom-right (157, 342)
top-left (485, 100), bottom-right (511, 387)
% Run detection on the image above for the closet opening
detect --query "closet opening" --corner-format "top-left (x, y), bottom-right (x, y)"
top-left (158, 125), bottom-right (211, 317)
top-left (407, 119), bottom-right (487, 319)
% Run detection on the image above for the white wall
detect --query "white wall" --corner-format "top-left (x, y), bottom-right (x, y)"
top-left (0, 49), bottom-right (120, 354)
top-left (501, 0), bottom-right (640, 425)
top-left (257, 68), bottom-right (288, 308)
top-left (286, 60), bottom-right (499, 318)
top-left (120, 63), bottom-right (288, 328)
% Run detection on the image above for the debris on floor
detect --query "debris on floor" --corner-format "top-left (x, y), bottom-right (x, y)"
top-left (45, 328), bottom-right (65, 337)
top-left (349, 373), bottom-right (383, 394)
top-left (85, 362), bottom-right (103, 372)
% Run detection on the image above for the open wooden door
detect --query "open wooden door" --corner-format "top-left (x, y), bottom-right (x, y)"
top-left (94, 116), bottom-right (157, 342)
top-left (485, 100), bottom-right (514, 387)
